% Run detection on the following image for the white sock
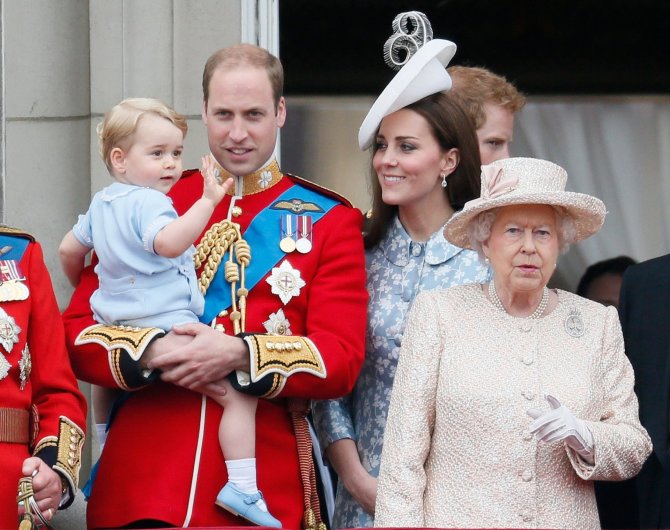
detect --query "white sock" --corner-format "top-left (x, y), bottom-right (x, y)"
top-left (225, 458), bottom-right (267, 511)
top-left (95, 423), bottom-right (108, 452)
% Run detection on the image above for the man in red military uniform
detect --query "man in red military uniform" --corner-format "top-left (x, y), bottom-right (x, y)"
top-left (0, 227), bottom-right (87, 529)
top-left (63, 44), bottom-right (367, 529)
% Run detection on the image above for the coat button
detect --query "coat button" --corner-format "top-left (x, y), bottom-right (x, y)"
top-left (410, 243), bottom-right (423, 257)
top-left (522, 356), bottom-right (534, 365)
top-left (394, 334), bottom-right (403, 347)
top-left (521, 470), bottom-right (533, 482)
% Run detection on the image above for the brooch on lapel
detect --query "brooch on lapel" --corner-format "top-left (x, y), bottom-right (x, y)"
top-left (565, 308), bottom-right (585, 338)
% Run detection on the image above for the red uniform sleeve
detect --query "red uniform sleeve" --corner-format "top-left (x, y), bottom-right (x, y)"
top-left (25, 242), bottom-right (87, 492)
top-left (62, 261), bottom-right (161, 390)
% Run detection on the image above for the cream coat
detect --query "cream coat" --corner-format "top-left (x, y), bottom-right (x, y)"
top-left (375, 284), bottom-right (651, 529)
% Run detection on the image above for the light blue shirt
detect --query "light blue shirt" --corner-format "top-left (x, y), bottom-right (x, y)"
top-left (72, 182), bottom-right (204, 330)
top-left (312, 215), bottom-right (490, 529)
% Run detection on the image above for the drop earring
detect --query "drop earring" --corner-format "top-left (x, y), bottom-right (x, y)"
top-left (440, 172), bottom-right (448, 188)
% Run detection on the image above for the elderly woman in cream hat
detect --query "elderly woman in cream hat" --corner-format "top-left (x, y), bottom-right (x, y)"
top-left (374, 157), bottom-right (651, 529)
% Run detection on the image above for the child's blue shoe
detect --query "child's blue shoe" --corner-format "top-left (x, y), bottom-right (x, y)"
top-left (216, 483), bottom-right (282, 528)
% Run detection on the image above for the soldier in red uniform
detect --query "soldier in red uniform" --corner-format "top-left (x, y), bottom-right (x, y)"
top-left (63, 44), bottom-right (367, 529)
top-left (0, 227), bottom-right (86, 529)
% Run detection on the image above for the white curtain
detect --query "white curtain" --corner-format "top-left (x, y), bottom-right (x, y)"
top-left (512, 96), bottom-right (670, 290)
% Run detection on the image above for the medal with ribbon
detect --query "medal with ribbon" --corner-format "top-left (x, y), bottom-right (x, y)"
top-left (295, 216), bottom-right (313, 254)
top-left (279, 214), bottom-right (297, 253)
top-left (0, 260), bottom-right (29, 301)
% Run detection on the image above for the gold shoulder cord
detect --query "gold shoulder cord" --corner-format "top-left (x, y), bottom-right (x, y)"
top-left (194, 220), bottom-right (250, 334)
top-left (196, 221), bottom-right (326, 530)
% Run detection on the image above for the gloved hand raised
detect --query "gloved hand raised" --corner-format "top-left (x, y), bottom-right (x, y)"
top-left (528, 394), bottom-right (595, 463)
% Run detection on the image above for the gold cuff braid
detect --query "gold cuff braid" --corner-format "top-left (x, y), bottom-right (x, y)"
top-left (244, 335), bottom-right (327, 382)
top-left (75, 324), bottom-right (165, 361)
top-left (54, 416), bottom-right (84, 490)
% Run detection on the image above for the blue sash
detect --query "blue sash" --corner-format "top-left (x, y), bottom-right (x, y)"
top-left (201, 184), bottom-right (338, 323)
top-left (0, 234), bottom-right (29, 261)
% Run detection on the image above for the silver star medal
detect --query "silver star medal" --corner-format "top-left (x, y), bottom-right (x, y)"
top-left (0, 352), bottom-right (10, 380)
top-left (0, 307), bottom-right (21, 352)
top-left (266, 260), bottom-right (306, 305)
top-left (19, 344), bottom-right (31, 390)
top-left (263, 309), bottom-right (293, 335)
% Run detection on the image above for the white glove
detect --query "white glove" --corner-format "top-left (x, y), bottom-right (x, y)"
top-left (528, 394), bottom-right (595, 463)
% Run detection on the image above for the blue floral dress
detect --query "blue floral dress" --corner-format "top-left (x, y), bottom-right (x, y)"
top-left (312, 215), bottom-right (490, 529)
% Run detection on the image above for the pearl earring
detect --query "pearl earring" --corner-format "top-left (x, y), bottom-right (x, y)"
top-left (440, 172), bottom-right (448, 188)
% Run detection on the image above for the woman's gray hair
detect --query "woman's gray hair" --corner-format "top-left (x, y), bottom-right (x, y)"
top-left (467, 206), bottom-right (578, 261)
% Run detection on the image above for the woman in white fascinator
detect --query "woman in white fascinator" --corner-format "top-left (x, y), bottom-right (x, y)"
top-left (313, 11), bottom-right (490, 529)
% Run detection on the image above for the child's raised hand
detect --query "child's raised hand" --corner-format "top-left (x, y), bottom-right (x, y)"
top-left (201, 155), bottom-right (233, 206)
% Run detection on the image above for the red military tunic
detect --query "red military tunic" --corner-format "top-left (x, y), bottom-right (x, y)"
top-left (0, 229), bottom-right (87, 530)
top-left (63, 160), bottom-right (367, 529)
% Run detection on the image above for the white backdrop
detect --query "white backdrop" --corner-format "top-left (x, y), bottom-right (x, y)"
top-left (283, 94), bottom-right (670, 290)
top-left (511, 96), bottom-right (670, 289)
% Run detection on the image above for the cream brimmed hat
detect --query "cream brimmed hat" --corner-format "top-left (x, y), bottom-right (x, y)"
top-left (444, 157), bottom-right (607, 248)
top-left (358, 12), bottom-right (456, 150)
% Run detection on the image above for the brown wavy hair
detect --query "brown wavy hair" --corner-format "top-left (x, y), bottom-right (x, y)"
top-left (364, 92), bottom-right (482, 249)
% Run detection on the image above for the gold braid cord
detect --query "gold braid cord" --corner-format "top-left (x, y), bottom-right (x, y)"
top-left (289, 399), bottom-right (326, 530)
top-left (17, 476), bottom-right (52, 529)
top-left (194, 220), bottom-right (251, 333)
top-left (197, 217), bottom-right (324, 529)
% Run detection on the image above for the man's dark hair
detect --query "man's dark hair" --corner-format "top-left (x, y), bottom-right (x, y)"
top-left (576, 255), bottom-right (637, 297)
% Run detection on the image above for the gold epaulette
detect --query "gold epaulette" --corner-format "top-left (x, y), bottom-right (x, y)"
top-left (285, 174), bottom-right (357, 209)
top-left (0, 225), bottom-right (35, 241)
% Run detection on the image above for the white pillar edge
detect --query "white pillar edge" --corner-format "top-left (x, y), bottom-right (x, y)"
top-left (241, 0), bottom-right (281, 163)
top-left (0, 0), bottom-right (5, 222)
